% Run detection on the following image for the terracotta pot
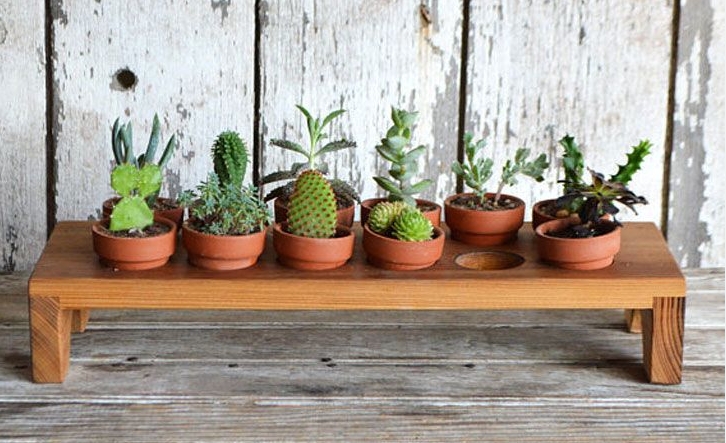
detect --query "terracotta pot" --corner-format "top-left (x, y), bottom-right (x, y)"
top-left (532, 199), bottom-right (557, 230)
top-left (535, 218), bottom-right (621, 270)
top-left (444, 193), bottom-right (524, 246)
top-left (362, 223), bottom-right (445, 271)
top-left (359, 197), bottom-right (441, 227)
top-left (92, 216), bottom-right (177, 271)
top-left (273, 198), bottom-right (355, 228)
top-left (103, 197), bottom-right (184, 229)
top-left (182, 224), bottom-right (266, 271)
top-left (272, 223), bottom-right (355, 271)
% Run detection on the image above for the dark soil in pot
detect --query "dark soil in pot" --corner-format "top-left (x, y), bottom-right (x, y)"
top-left (95, 221), bottom-right (172, 238)
top-left (545, 221), bottom-right (617, 239)
top-left (448, 194), bottom-right (521, 211)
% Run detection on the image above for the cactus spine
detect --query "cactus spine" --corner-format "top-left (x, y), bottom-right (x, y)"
top-left (287, 170), bottom-right (337, 238)
top-left (213, 131), bottom-right (248, 189)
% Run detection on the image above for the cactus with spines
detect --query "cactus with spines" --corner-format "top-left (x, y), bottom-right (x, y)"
top-left (287, 170), bottom-right (337, 238)
top-left (368, 201), bottom-right (408, 234)
top-left (213, 131), bottom-right (248, 189)
top-left (391, 207), bottom-right (433, 242)
top-left (368, 202), bottom-right (433, 242)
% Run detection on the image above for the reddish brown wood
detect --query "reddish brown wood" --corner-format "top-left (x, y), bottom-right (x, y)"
top-left (71, 309), bottom-right (90, 333)
top-left (29, 296), bottom-right (71, 383)
top-left (642, 297), bottom-right (686, 384)
top-left (27, 221), bottom-right (686, 383)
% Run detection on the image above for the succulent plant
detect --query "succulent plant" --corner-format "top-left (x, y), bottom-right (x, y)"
top-left (261, 105), bottom-right (358, 208)
top-left (555, 136), bottom-right (651, 216)
top-left (110, 114), bottom-right (177, 208)
top-left (367, 201), bottom-right (408, 234)
top-left (392, 207), bottom-right (433, 242)
top-left (451, 132), bottom-right (548, 207)
top-left (373, 108), bottom-right (432, 207)
top-left (287, 170), bottom-right (337, 239)
top-left (109, 163), bottom-right (162, 232)
top-left (213, 131), bottom-right (248, 189)
top-left (368, 201), bottom-right (433, 242)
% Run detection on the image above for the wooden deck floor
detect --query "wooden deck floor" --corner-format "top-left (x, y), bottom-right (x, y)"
top-left (1, 269), bottom-right (723, 442)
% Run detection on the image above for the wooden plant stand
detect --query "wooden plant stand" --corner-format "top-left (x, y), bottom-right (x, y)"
top-left (28, 222), bottom-right (686, 384)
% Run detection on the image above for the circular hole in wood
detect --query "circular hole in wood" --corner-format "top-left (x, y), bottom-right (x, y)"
top-left (454, 251), bottom-right (524, 270)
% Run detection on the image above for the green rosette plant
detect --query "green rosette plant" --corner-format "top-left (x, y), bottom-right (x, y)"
top-left (368, 202), bottom-right (433, 242)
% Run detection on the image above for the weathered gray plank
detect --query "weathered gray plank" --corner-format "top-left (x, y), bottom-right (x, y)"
top-left (259, 0), bottom-right (463, 204)
top-left (0, 357), bottom-right (722, 400)
top-left (1, 324), bottom-right (722, 366)
top-left (0, 400), bottom-right (723, 443)
top-left (669, 0), bottom-right (725, 268)
top-left (51, 0), bottom-right (256, 222)
top-left (465, 1), bottom-right (673, 224)
top-left (0, 1), bottom-right (47, 272)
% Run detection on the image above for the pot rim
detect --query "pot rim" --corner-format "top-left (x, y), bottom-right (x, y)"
top-left (182, 220), bottom-right (268, 239)
top-left (535, 218), bottom-right (620, 241)
top-left (444, 192), bottom-right (525, 210)
top-left (362, 222), bottom-right (444, 243)
top-left (92, 216), bottom-right (177, 240)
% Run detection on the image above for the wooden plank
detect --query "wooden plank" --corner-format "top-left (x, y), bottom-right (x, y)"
top-left (51, 0), bottom-right (256, 222)
top-left (3, 270), bottom-right (720, 327)
top-left (259, 0), bottom-right (462, 205)
top-left (3, 324), bottom-right (723, 367)
top-left (465, 1), bottom-right (673, 225)
top-left (28, 296), bottom-right (71, 383)
top-left (29, 222), bottom-right (686, 311)
top-left (0, 1), bottom-right (47, 272)
top-left (643, 297), bottom-right (686, 384)
top-left (0, 400), bottom-right (723, 443)
top-left (669, 0), bottom-right (725, 267)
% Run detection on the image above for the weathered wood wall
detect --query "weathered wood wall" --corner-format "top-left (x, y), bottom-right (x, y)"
top-left (0, 0), bottom-right (723, 271)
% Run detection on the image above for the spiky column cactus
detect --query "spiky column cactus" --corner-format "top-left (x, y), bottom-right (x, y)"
top-left (287, 170), bottom-right (337, 238)
top-left (213, 131), bottom-right (248, 189)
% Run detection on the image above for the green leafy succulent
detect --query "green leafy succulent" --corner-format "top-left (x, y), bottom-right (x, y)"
top-left (368, 202), bottom-right (433, 242)
top-left (108, 163), bottom-right (162, 232)
top-left (451, 132), bottom-right (548, 206)
top-left (373, 107), bottom-right (432, 207)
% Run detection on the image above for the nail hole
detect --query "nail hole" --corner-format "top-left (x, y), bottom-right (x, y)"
top-left (228, 363), bottom-right (239, 368)
top-left (455, 251), bottom-right (525, 270)
top-left (126, 356), bottom-right (138, 362)
top-left (112, 67), bottom-right (138, 91)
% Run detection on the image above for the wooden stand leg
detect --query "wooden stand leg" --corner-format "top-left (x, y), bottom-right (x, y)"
top-left (624, 309), bottom-right (642, 333)
top-left (642, 297), bottom-right (685, 384)
top-left (29, 296), bottom-right (72, 383)
top-left (71, 309), bottom-right (90, 333)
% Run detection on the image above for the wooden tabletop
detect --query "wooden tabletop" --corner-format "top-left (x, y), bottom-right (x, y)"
top-left (29, 221), bottom-right (685, 310)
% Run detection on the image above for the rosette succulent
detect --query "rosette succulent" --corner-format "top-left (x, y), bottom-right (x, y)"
top-left (368, 202), bottom-right (433, 242)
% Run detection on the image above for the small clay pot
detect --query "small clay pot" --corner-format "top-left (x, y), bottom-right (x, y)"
top-left (92, 216), bottom-right (177, 271)
top-left (362, 223), bottom-right (445, 271)
top-left (273, 198), bottom-right (355, 228)
top-left (182, 224), bottom-right (266, 271)
top-left (535, 218), bottom-right (621, 270)
top-left (272, 223), bottom-right (355, 271)
top-left (444, 193), bottom-right (524, 246)
top-left (531, 199), bottom-right (557, 230)
top-left (103, 197), bottom-right (184, 229)
top-left (359, 197), bottom-right (441, 227)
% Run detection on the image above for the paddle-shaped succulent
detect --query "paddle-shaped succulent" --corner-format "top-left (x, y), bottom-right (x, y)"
top-left (287, 170), bottom-right (338, 239)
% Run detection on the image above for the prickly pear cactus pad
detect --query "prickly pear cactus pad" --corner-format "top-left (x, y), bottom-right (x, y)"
top-left (368, 201), bottom-right (408, 234)
top-left (287, 170), bottom-right (337, 238)
top-left (392, 207), bottom-right (433, 242)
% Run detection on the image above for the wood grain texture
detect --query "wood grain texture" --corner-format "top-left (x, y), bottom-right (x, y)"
top-left (465, 1), bottom-right (673, 225)
top-left (71, 309), bottom-right (89, 333)
top-left (51, 0), bottom-right (256, 222)
top-left (29, 296), bottom-right (71, 383)
top-left (0, 1), bottom-right (47, 272)
top-left (258, 0), bottom-right (463, 205)
top-left (643, 297), bottom-right (686, 384)
top-left (30, 222), bottom-right (686, 310)
top-left (669, 0), bottom-right (725, 268)
top-left (1, 269), bottom-right (723, 441)
top-left (625, 309), bottom-right (643, 333)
